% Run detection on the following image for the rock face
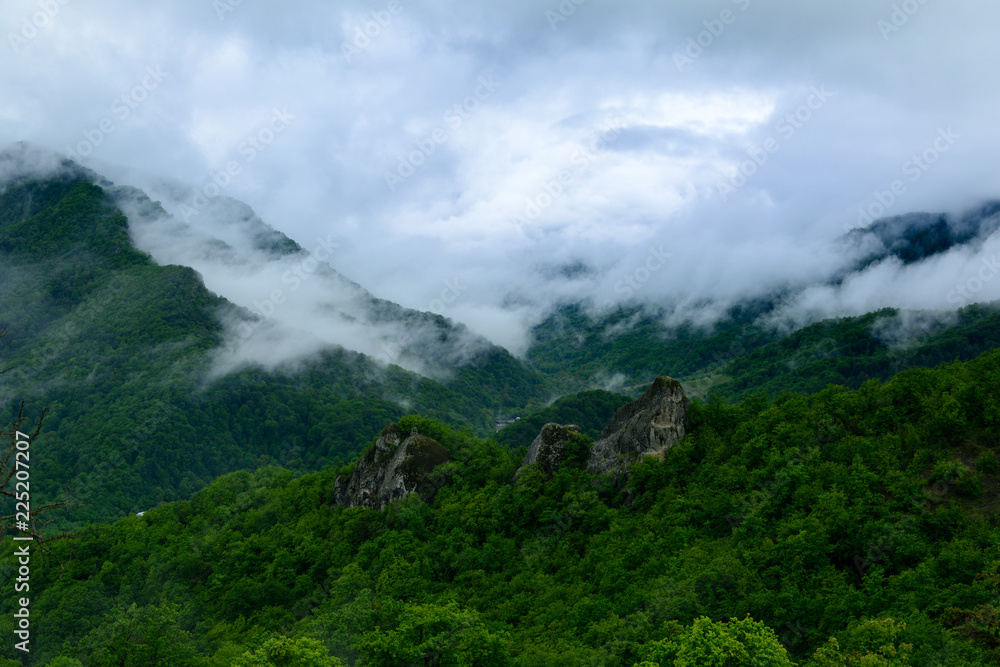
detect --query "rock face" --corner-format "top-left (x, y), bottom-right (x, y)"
top-left (333, 425), bottom-right (450, 510)
top-left (586, 376), bottom-right (689, 477)
top-left (515, 423), bottom-right (582, 479)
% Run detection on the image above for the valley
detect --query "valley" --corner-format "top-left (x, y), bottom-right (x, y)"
top-left (2, 151), bottom-right (1000, 665)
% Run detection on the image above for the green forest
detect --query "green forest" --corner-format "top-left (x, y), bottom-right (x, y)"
top-left (0, 173), bottom-right (552, 524)
top-left (5, 349), bottom-right (1000, 664)
top-left (5, 169), bottom-right (1000, 665)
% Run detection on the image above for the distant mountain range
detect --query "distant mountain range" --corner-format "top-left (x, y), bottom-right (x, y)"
top-left (845, 201), bottom-right (1000, 267)
top-left (3, 141), bottom-right (1000, 525)
top-left (0, 143), bottom-right (549, 524)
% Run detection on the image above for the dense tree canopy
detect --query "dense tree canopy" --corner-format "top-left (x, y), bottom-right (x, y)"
top-left (4, 348), bottom-right (1000, 664)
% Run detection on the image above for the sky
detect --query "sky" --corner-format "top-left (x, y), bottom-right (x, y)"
top-left (3, 0), bottom-right (1000, 355)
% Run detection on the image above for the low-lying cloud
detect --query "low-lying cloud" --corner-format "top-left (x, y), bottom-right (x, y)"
top-left (3, 0), bottom-right (1000, 359)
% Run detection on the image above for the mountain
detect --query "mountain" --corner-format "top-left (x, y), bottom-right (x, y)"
top-left (713, 302), bottom-right (1000, 401)
top-left (8, 143), bottom-right (1000, 664)
top-left (525, 300), bottom-right (778, 396)
top-left (6, 349), bottom-right (1000, 664)
top-left (843, 201), bottom-right (1000, 268)
top-left (523, 200), bottom-right (1000, 398)
top-left (494, 389), bottom-right (632, 451)
top-left (8, 140), bottom-right (1000, 523)
top-left (0, 144), bottom-right (550, 524)
top-left (6, 143), bottom-right (1000, 528)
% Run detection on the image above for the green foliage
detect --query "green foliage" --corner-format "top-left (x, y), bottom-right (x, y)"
top-left (636, 615), bottom-right (795, 666)
top-left (13, 167), bottom-right (1000, 667)
top-left (231, 636), bottom-right (342, 667)
top-left (8, 347), bottom-right (1000, 664)
top-left (356, 601), bottom-right (512, 666)
top-left (0, 176), bottom-right (149, 268)
top-left (808, 618), bottom-right (914, 666)
top-left (526, 302), bottom-right (776, 392)
top-left (495, 389), bottom-right (631, 449)
top-left (73, 602), bottom-right (197, 666)
top-left (714, 304), bottom-right (1000, 402)
top-left (44, 659), bottom-right (85, 667)
top-left (0, 174), bottom-right (554, 525)
top-left (976, 450), bottom-right (999, 474)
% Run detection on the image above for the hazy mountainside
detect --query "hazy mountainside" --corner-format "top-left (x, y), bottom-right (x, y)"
top-left (525, 301), bottom-right (777, 395)
top-left (524, 200), bottom-right (1000, 398)
top-left (714, 302), bottom-right (1000, 402)
top-left (110, 179), bottom-right (509, 380)
top-left (844, 201), bottom-right (1000, 269)
top-left (9, 144), bottom-right (1000, 664)
top-left (0, 152), bottom-right (550, 524)
top-left (523, 297), bottom-right (1000, 409)
top-left (8, 350), bottom-right (1000, 665)
top-left (494, 389), bottom-right (631, 451)
top-left (4, 146), bottom-right (1000, 530)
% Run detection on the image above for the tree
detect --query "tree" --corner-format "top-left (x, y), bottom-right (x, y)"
top-left (231, 636), bottom-right (342, 667)
top-left (0, 327), bottom-right (73, 551)
top-left (73, 602), bottom-right (197, 666)
top-left (635, 615), bottom-right (795, 667)
top-left (808, 618), bottom-right (914, 667)
top-left (356, 601), bottom-right (512, 666)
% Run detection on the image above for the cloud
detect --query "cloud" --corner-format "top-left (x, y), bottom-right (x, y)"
top-left (767, 231), bottom-right (1000, 331)
top-left (3, 0), bottom-right (1000, 354)
top-left (104, 177), bottom-right (494, 378)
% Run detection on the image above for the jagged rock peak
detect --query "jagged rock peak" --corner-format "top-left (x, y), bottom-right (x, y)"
top-left (586, 376), bottom-right (689, 477)
top-left (515, 423), bottom-right (583, 480)
top-left (333, 423), bottom-right (449, 510)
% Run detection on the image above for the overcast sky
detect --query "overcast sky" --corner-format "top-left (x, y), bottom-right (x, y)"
top-left (3, 0), bottom-right (1000, 353)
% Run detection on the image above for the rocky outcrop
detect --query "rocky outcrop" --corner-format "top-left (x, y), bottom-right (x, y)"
top-left (586, 376), bottom-right (689, 477)
top-left (515, 423), bottom-right (583, 479)
top-left (333, 425), bottom-right (450, 509)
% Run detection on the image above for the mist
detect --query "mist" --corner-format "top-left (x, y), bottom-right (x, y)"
top-left (108, 180), bottom-right (494, 379)
top-left (4, 0), bottom-right (1000, 359)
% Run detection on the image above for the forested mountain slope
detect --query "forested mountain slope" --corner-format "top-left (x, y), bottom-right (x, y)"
top-left (0, 158), bottom-right (549, 524)
top-left (524, 200), bottom-right (1000, 397)
top-left (6, 349), bottom-right (1000, 664)
top-left (714, 303), bottom-right (1000, 402)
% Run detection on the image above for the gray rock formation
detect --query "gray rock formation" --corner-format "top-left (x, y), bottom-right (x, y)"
top-left (586, 376), bottom-right (689, 477)
top-left (333, 425), bottom-right (450, 509)
top-left (515, 423), bottom-right (582, 479)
